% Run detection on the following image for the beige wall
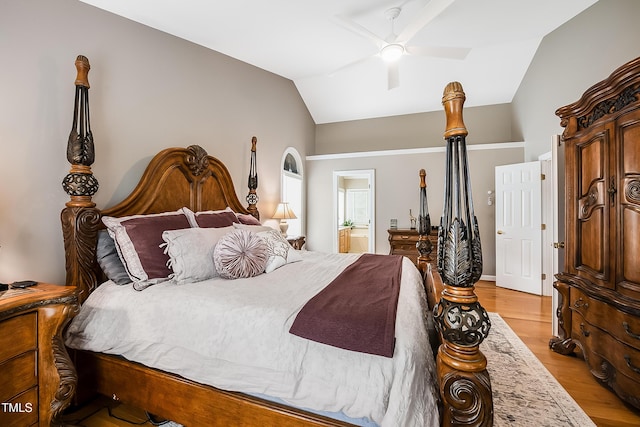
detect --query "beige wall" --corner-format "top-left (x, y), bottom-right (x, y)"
top-left (315, 103), bottom-right (513, 154)
top-left (0, 0), bottom-right (315, 284)
top-left (513, 0), bottom-right (640, 161)
top-left (306, 144), bottom-right (524, 276)
top-left (310, 102), bottom-right (519, 277)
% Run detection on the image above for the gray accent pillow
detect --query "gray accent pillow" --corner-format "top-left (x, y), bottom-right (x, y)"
top-left (96, 230), bottom-right (132, 285)
top-left (162, 226), bottom-right (234, 284)
top-left (213, 229), bottom-right (268, 279)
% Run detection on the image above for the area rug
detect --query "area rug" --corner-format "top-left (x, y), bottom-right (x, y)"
top-left (482, 313), bottom-right (595, 427)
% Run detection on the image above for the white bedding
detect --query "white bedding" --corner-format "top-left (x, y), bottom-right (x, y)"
top-left (65, 251), bottom-right (439, 426)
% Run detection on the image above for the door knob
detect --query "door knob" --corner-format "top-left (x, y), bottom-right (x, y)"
top-left (497, 230), bottom-right (504, 235)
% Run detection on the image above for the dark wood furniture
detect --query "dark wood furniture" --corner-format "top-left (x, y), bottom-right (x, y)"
top-left (60, 56), bottom-right (493, 426)
top-left (286, 235), bottom-right (306, 250)
top-left (388, 227), bottom-right (438, 266)
top-left (551, 56), bottom-right (640, 409)
top-left (0, 284), bottom-right (78, 427)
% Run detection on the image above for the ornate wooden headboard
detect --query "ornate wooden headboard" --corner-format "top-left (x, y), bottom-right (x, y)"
top-left (100, 145), bottom-right (256, 218)
top-left (62, 143), bottom-right (260, 304)
top-left (60, 56), bottom-right (259, 303)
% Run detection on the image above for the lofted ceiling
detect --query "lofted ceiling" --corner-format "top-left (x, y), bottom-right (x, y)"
top-left (78, 0), bottom-right (598, 124)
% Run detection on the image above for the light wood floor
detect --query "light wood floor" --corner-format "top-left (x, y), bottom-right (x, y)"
top-left (62, 281), bottom-right (640, 426)
top-left (475, 281), bottom-right (640, 427)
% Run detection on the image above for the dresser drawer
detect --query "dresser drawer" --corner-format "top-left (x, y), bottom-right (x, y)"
top-left (570, 288), bottom-right (640, 351)
top-left (0, 312), bottom-right (37, 363)
top-left (572, 310), bottom-right (640, 385)
top-left (0, 351), bottom-right (37, 402)
top-left (0, 386), bottom-right (38, 427)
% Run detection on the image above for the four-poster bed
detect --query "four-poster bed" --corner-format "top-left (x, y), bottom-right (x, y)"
top-left (60, 56), bottom-right (493, 426)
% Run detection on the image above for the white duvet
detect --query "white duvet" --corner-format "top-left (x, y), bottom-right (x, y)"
top-left (65, 251), bottom-right (439, 426)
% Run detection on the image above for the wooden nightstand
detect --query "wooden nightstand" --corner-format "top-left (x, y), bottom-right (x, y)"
top-left (0, 283), bottom-right (78, 427)
top-left (387, 227), bottom-right (438, 266)
top-left (286, 236), bottom-right (306, 250)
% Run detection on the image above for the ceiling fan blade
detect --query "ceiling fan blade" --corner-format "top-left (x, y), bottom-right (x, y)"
top-left (329, 54), bottom-right (376, 77)
top-left (387, 62), bottom-right (400, 90)
top-left (405, 45), bottom-right (470, 60)
top-left (333, 15), bottom-right (386, 49)
top-left (396, 0), bottom-right (455, 44)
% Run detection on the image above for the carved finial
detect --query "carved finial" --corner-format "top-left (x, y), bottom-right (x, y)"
top-left (251, 136), bottom-right (257, 152)
top-left (419, 168), bottom-right (426, 189)
top-left (74, 55), bottom-right (90, 88)
top-left (185, 145), bottom-right (209, 176)
top-left (64, 55), bottom-right (98, 201)
top-left (442, 81), bottom-right (468, 138)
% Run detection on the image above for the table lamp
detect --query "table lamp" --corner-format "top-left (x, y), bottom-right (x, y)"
top-left (272, 202), bottom-right (297, 237)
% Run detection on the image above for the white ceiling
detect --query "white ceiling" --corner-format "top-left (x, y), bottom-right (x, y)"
top-left (78, 0), bottom-right (597, 124)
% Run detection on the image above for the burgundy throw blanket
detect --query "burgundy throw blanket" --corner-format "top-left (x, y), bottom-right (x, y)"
top-left (289, 253), bottom-right (403, 358)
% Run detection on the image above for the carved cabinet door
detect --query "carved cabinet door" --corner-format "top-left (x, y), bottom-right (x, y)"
top-left (567, 106), bottom-right (640, 299)
top-left (617, 108), bottom-right (640, 300)
top-left (566, 120), bottom-right (615, 291)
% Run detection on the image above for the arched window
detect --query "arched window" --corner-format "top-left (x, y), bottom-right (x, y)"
top-left (281, 148), bottom-right (303, 237)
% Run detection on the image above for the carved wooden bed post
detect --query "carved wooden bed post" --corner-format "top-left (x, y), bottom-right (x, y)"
top-left (61, 55), bottom-right (101, 305)
top-left (246, 136), bottom-right (260, 219)
top-left (416, 168), bottom-right (433, 272)
top-left (434, 82), bottom-right (493, 426)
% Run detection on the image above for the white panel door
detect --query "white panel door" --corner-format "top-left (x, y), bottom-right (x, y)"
top-left (495, 161), bottom-right (542, 295)
top-left (551, 135), bottom-right (565, 335)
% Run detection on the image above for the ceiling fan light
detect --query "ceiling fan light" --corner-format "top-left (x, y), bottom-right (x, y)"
top-left (380, 43), bottom-right (404, 62)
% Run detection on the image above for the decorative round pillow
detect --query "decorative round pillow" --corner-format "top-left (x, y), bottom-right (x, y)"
top-left (213, 228), bottom-right (268, 279)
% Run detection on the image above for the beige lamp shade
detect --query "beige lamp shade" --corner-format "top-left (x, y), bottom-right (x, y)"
top-left (272, 202), bottom-right (297, 236)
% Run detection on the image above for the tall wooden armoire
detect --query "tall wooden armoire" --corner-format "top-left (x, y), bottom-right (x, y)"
top-left (551, 56), bottom-right (640, 409)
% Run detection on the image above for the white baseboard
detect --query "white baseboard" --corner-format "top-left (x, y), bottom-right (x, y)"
top-left (480, 275), bottom-right (496, 282)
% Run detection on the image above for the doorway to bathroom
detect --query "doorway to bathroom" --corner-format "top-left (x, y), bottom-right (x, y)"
top-left (332, 170), bottom-right (375, 254)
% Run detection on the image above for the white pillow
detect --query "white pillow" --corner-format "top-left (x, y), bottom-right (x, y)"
top-left (257, 229), bottom-right (302, 273)
top-left (162, 226), bottom-right (234, 284)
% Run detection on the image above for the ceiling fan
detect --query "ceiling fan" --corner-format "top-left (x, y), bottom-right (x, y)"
top-left (333, 0), bottom-right (469, 90)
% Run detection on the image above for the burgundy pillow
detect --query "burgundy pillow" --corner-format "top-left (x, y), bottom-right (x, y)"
top-left (194, 210), bottom-right (239, 228)
top-left (183, 207), bottom-right (240, 228)
top-left (103, 211), bottom-right (191, 282)
top-left (237, 213), bottom-right (261, 225)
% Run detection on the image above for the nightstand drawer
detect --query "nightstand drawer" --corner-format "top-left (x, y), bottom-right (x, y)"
top-left (0, 283), bottom-right (77, 426)
top-left (0, 312), bottom-right (37, 362)
top-left (393, 243), bottom-right (418, 252)
top-left (0, 386), bottom-right (38, 427)
top-left (0, 351), bottom-right (37, 402)
top-left (389, 234), bottom-right (419, 243)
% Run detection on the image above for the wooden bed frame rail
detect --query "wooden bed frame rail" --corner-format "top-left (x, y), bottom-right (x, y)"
top-left (61, 56), bottom-right (493, 426)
